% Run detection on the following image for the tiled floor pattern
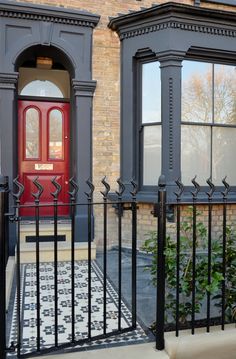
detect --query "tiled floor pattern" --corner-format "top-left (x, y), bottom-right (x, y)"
top-left (8, 260), bottom-right (149, 356)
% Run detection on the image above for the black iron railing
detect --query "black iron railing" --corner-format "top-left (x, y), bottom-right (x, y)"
top-left (0, 173), bottom-right (235, 357)
top-left (0, 175), bottom-right (138, 358)
top-left (155, 175), bottom-right (236, 350)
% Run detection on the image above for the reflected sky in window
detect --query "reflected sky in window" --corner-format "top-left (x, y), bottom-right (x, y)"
top-left (142, 61), bottom-right (161, 123)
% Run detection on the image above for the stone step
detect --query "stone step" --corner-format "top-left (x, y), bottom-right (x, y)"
top-left (19, 222), bottom-right (72, 242)
top-left (18, 242), bottom-right (96, 263)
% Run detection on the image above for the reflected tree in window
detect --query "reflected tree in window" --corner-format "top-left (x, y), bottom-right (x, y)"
top-left (181, 61), bottom-right (236, 185)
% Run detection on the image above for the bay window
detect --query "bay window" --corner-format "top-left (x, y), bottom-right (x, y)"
top-left (109, 1), bottom-right (236, 200)
top-left (181, 61), bottom-right (236, 185)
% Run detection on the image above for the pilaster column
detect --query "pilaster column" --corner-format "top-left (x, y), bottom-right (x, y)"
top-left (159, 52), bottom-right (184, 192)
top-left (72, 79), bottom-right (96, 241)
top-left (0, 72), bottom-right (18, 254)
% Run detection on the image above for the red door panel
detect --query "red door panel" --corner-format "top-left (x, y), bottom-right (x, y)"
top-left (18, 100), bottom-right (70, 217)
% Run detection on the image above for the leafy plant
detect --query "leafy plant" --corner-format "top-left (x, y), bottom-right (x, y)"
top-left (142, 207), bottom-right (236, 325)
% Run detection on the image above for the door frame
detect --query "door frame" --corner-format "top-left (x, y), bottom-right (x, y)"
top-left (0, 1), bottom-right (99, 253)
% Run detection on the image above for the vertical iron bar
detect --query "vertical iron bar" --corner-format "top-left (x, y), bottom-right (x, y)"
top-left (103, 196), bottom-right (107, 335)
top-left (191, 176), bottom-right (200, 336)
top-left (0, 176), bottom-right (8, 359)
top-left (53, 198), bottom-right (58, 347)
top-left (101, 177), bottom-right (110, 336)
top-left (206, 178), bottom-right (215, 333)
top-left (176, 199), bottom-right (180, 337)
top-left (71, 197), bottom-right (75, 343)
top-left (156, 175), bottom-right (166, 350)
top-left (68, 178), bottom-right (78, 343)
top-left (117, 197), bottom-right (122, 331)
top-left (12, 176), bottom-right (24, 357)
top-left (85, 180), bottom-right (94, 341)
top-left (131, 193), bottom-right (137, 329)
top-left (87, 196), bottom-right (92, 339)
top-left (221, 197), bottom-right (227, 330)
top-left (221, 198), bottom-right (227, 330)
top-left (35, 200), bottom-right (40, 351)
top-left (207, 198), bottom-right (212, 333)
top-left (16, 199), bottom-right (21, 357)
top-left (191, 200), bottom-right (196, 335)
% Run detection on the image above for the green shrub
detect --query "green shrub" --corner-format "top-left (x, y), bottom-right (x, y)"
top-left (142, 208), bottom-right (236, 324)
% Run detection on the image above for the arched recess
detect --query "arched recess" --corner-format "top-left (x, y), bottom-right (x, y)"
top-left (0, 0), bottom-right (100, 253)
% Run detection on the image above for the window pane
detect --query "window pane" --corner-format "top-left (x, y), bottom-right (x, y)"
top-left (142, 62), bottom-right (161, 124)
top-left (143, 125), bottom-right (161, 185)
top-left (49, 110), bottom-right (63, 159)
top-left (181, 125), bottom-right (211, 185)
top-left (212, 127), bottom-right (236, 185)
top-left (21, 80), bottom-right (64, 98)
top-left (25, 108), bottom-right (39, 159)
top-left (182, 61), bottom-right (212, 123)
top-left (214, 64), bottom-right (236, 124)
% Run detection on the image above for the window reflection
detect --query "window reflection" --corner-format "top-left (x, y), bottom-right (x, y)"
top-left (182, 60), bottom-right (236, 185)
top-left (212, 127), bottom-right (236, 184)
top-left (214, 64), bottom-right (236, 125)
top-left (181, 125), bottom-right (211, 185)
top-left (49, 110), bottom-right (63, 159)
top-left (143, 126), bottom-right (161, 185)
top-left (25, 108), bottom-right (40, 159)
top-left (142, 61), bottom-right (161, 124)
top-left (182, 61), bottom-right (212, 123)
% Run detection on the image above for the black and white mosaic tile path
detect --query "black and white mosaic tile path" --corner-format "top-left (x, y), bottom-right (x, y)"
top-left (8, 260), bottom-right (149, 356)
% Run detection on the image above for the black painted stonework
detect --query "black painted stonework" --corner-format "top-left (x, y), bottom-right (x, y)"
top-left (108, 2), bottom-right (236, 202)
top-left (0, 0), bottom-right (100, 252)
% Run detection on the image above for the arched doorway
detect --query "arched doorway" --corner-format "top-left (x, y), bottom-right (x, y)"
top-left (18, 59), bottom-right (71, 216)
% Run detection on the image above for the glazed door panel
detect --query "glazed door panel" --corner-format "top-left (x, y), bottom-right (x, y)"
top-left (18, 100), bottom-right (70, 216)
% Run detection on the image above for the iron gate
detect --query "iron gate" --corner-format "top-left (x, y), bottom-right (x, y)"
top-left (1, 175), bottom-right (141, 358)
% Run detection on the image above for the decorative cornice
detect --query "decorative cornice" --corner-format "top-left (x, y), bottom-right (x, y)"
top-left (0, 0), bottom-right (100, 28)
top-left (0, 72), bottom-right (18, 90)
top-left (72, 80), bottom-right (97, 97)
top-left (119, 20), bottom-right (236, 40)
top-left (108, 2), bottom-right (236, 40)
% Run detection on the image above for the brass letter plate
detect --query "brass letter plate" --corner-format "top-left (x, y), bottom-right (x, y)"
top-left (35, 164), bottom-right (53, 170)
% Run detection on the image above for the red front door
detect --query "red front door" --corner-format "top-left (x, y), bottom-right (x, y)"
top-left (18, 100), bottom-right (70, 216)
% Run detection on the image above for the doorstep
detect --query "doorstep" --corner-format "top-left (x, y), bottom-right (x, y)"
top-left (18, 242), bottom-right (96, 263)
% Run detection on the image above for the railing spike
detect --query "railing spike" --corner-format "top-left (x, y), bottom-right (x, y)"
top-left (12, 175), bottom-right (24, 201)
top-left (222, 176), bottom-right (230, 199)
top-left (206, 177), bottom-right (215, 199)
top-left (51, 176), bottom-right (61, 199)
top-left (85, 178), bottom-right (95, 199)
top-left (68, 177), bottom-right (79, 199)
top-left (191, 175), bottom-right (200, 199)
top-left (31, 176), bottom-right (43, 201)
top-left (101, 176), bottom-right (110, 198)
top-left (130, 179), bottom-right (138, 197)
top-left (174, 177), bottom-right (184, 199)
top-left (116, 178), bottom-right (125, 197)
